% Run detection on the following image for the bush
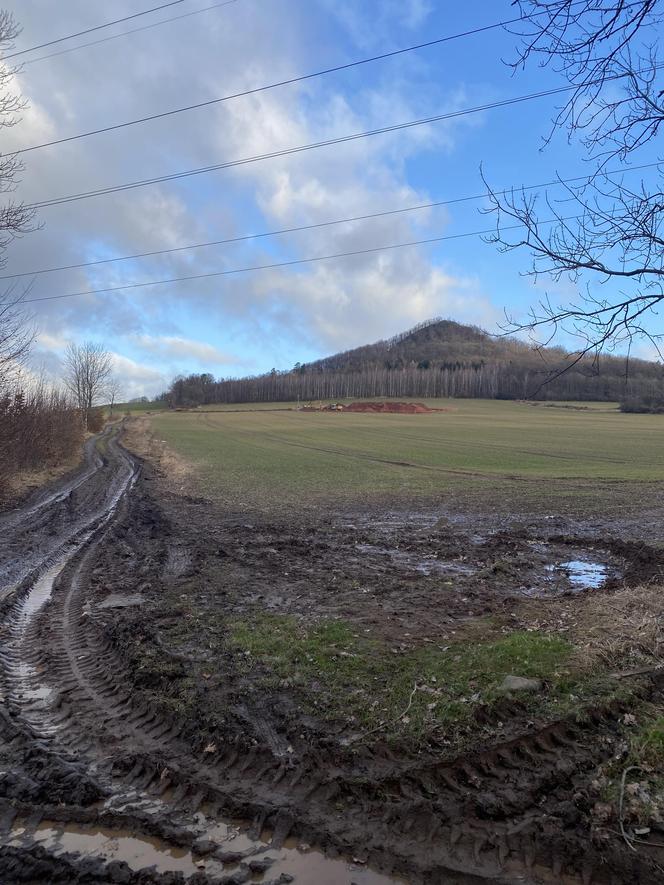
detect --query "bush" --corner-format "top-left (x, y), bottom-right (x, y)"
top-left (86, 407), bottom-right (105, 432)
top-left (0, 383), bottom-right (84, 500)
top-left (619, 395), bottom-right (664, 413)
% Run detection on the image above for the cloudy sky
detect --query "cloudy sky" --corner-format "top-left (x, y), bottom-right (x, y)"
top-left (0, 0), bottom-right (656, 397)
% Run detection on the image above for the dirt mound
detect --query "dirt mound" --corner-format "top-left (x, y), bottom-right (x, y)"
top-left (344, 401), bottom-right (436, 413)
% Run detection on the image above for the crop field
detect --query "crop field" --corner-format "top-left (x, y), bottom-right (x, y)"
top-left (149, 398), bottom-right (664, 522)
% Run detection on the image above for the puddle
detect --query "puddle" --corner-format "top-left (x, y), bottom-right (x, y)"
top-left (10, 822), bottom-right (213, 876)
top-left (546, 559), bottom-right (607, 588)
top-left (269, 839), bottom-right (407, 884)
top-left (3, 558), bottom-right (69, 715)
top-left (8, 821), bottom-right (405, 883)
top-left (355, 543), bottom-right (473, 577)
top-left (4, 461), bottom-right (138, 722)
top-left (16, 559), bottom-right (67, 623)
top-left (12, 662), bottom-right (54, 703)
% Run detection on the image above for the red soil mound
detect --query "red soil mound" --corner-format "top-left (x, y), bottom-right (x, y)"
top-left (344, 401), bottom-right (435, 414)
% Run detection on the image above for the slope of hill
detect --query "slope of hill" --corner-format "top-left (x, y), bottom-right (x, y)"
top-left (165, 318), bottom-right (664, 406)
top-left (302, 319), bottom-right (559, 373)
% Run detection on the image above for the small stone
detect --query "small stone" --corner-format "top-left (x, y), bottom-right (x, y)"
top-left (107, 862), bottom-right (132, 884)
top-left (499, 675), bottom-right (543, 694)
top-left (225, 868), bottom-right (252, 885)
top-left (193, 838), bottom-right (217, 856)
top-left (248, 857), bottom-right (275, 873)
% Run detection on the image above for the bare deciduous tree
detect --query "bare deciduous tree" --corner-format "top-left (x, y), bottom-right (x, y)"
top-left (487, 1), bottom-right (664, 356)
top-left (0, 11), bottom-right (36, 393)
top-left (63, 342), bottom-right (113, 429)
top-left (0, 11), bottom-right (35, 260)
top-left (106, 376), bottom-right (123, 415)
top-left (0, 283), bottom-right (33, 391)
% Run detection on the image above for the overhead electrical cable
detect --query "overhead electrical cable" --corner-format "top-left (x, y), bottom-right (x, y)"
top-left (25, 81), bottom-right (623, 212)
top-left (3, 160), bottom-right (659, 281)
top-left (2, 0), bottom-right (186, 59)
top-left (16, 9), bottom-right (572, 154)
top-left (21, 216), bottom-right (577, 305)
top-left (19, 1), bottom-right (240, 68)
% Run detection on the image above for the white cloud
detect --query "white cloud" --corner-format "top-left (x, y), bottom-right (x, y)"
top-left (132, 334), bottom-right (241, 365)
top-left (323, 0), bottom-right (433, 49)
top-left (109, 353), bottom-right (167, 400)
top-left (35, 331), bottom-right (68, 351)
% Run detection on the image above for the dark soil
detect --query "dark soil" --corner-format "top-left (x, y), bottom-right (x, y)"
top-left (343, 402), bottom-right (439, 413)
top-left (0, 423), bottom-right (663, 883)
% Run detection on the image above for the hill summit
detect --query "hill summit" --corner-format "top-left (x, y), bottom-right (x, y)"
top-left (303, 319), bottom-right (538, 373)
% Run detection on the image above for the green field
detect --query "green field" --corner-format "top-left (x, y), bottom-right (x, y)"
top-left (148, 399), bottom-right (664, 517)
top-left (109, 400), bottom-right (164, 416)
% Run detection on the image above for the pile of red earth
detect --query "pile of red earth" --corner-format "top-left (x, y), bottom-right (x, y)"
top-left (344, 401), bottom-right (435, 413)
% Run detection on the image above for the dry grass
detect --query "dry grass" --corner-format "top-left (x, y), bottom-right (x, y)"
top-left (516, 583), bottom-right (664, 673)
top-left (123, 417), bottom-right (194, 489)
top-left (3, 453), bottom-right (82, 507)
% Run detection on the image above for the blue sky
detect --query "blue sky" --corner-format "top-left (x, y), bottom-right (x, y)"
top-left (3, 0), bottom-right (660, 397)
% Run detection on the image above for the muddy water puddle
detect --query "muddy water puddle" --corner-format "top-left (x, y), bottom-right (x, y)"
top-left (353, 525), bottom-right (621, 594)
top-left (355, 542), bottom-right (473, 577)
top-left (271, 839), bottom-right (407, 884)
top-left (8, 819), bottom-right (405, 883)
top-left (2, 557), bottom-right (69, 712)
top-left (15, 559), bottom-right (66, 623)
top-left (545, 559), bottom-right (608, 588)
top-left (10, 822), bottom-right (208, 876)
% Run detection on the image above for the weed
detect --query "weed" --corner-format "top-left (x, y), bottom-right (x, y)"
top-left (631, 716), bottom-right (664, 768)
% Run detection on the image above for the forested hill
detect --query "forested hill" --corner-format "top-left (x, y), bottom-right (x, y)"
top-left (164, 318), bottom-right (664, 406)
top-left (303, 319), bottom-right (537, 373)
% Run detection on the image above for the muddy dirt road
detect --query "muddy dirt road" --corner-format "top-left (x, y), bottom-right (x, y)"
top-left (0, 424), bottom-right (662, 883)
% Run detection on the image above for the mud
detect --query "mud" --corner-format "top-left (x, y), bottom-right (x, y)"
top-left (0, 422), bottom-right (663, 882)
top-left (343, 402), bottom-right (439, 413)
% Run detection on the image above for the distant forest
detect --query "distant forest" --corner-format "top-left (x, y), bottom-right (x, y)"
top-left (162, 319), bottom-right (664, 407)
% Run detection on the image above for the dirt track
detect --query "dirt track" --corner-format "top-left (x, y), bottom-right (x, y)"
top-left (0, 424), bottom-right (662, 883)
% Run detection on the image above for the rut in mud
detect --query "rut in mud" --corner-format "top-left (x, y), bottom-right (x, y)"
top-left (0, 424), bottom-right (662, 883)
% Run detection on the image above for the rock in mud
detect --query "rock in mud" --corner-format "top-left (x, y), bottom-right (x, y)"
top-left (192, 837), bottom-right (216, 856)
top-left (500, 675), bottom-right (543, 694)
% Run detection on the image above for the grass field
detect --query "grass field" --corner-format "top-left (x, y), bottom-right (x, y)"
top-left (108, 400), bottom-right (164, 416)
top-left (148, 398), bottom-right (664, 517)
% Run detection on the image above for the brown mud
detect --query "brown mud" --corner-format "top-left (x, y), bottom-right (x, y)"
top-left (343, 402), bottom-right (440, 414)
top-left (0, 423), bottom-right (662, 882)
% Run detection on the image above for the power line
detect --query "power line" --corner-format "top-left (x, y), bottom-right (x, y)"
top-left (20, 1), bottom-right (240, 68)
top-left (3, 161), bottom-right (659, 282)
top-left (3, 1), bottom-right (186, 59)
top-left (21, 217), bottom-right (573, 305)
top-left (24, 82), bottom-right (595, 212)
top-left (16, 10), bottom-right (553, 154)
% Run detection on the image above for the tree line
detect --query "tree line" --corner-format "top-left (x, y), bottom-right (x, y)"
top-left (162, 318), bottom-right (664, 408)
top-left (164, 360), bottom-right (664, 408)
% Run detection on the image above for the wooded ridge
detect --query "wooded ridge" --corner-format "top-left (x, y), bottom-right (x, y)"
top-left (163, 318), bottom-right (664, 407)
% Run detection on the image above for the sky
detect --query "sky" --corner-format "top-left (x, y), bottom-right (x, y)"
top-left (1, 0), bottom-right (660, 398)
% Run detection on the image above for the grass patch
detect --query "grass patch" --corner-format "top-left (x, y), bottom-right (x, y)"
top-left (228, 614), bottom-right (577, 744)
top-left (630, 715), bottom-right (664, 768)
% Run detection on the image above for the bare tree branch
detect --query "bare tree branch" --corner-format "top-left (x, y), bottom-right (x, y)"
top-left (488, 1), bottom-right (664, 353)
